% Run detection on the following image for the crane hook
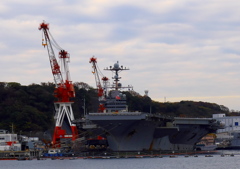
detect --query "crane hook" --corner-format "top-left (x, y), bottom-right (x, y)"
top-left (42, 39), bottom-right (47, 48)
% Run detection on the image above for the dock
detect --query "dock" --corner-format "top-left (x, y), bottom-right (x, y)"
top-left (0, 150), bottom-right (41, 160)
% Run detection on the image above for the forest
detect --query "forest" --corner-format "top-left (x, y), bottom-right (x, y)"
top-left (0, 81), bottom-right (233, 136)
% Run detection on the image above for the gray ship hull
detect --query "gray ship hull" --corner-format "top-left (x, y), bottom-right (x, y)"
top-left (86, 112), bottom-right (161, 151)
top-left (152, 136), bottom-right (195, 151)
top-left (152, 118), bottom-right (224, 151)
top-left (76, 113), bottom-right (224, 151)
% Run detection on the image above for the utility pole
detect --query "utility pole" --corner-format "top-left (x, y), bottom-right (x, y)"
top-left (11, 123), bottom-right (14, 134)
top-left (83, 96), bottom-right (86, 116)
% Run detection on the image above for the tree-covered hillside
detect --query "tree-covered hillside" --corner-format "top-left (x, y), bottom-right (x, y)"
top-left (0, 82), bottom-right (233, 135)
top-left (124, 91), bottom-right (230, 117)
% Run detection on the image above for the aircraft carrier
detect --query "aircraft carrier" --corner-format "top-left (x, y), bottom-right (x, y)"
top-left (74, 61), bottom-right (224, 151)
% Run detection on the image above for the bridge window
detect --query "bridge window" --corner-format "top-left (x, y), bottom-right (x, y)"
top-left (235, 122), bottom-right (239, 126)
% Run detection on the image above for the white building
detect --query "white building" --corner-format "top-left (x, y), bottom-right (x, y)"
top-left (213, 114), bottom-right (240, 133)
top-left (0, 129), bottom-right (21, 151)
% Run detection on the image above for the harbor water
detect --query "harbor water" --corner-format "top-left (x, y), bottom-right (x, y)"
top-left (1, 151), bottom-right (240, 169)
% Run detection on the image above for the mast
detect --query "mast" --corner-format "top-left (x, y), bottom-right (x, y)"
top-left (104, 61), bottom-right (131, 91)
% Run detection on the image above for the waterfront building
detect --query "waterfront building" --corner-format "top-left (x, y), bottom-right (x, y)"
top-left (213, 114), bottom-right (240, 133)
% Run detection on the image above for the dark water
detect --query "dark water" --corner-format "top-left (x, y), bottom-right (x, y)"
top-left (2, 151), bottom-right (240, 169)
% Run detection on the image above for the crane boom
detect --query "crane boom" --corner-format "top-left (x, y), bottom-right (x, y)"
top-left (90, 57), bottom-right (104, 97)
top-left (89, 56), bottom-right (109, 112)
top-left (39, 22), bottom-right (64, 87)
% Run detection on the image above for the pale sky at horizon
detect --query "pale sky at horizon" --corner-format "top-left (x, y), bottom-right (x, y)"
top-left (1, 0), bottom-right (240, 111)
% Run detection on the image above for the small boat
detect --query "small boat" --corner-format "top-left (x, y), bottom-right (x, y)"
top-left (169, 155), bottom-right (177, 158)
top-left (69, 157), bottom-right (78, 160)
top-left (17, 157), bottom-right (27, 161)
top-left (205, 155), bottom-right (213, 157)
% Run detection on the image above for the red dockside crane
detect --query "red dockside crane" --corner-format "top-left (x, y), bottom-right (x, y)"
top-left (39, 21), bottom-right (78, 146)
top-left (89, 56), bottom-right (109, 112)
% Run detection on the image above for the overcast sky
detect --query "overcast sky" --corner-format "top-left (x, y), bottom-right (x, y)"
top-left (1, 0), bottom-right (240, 111)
